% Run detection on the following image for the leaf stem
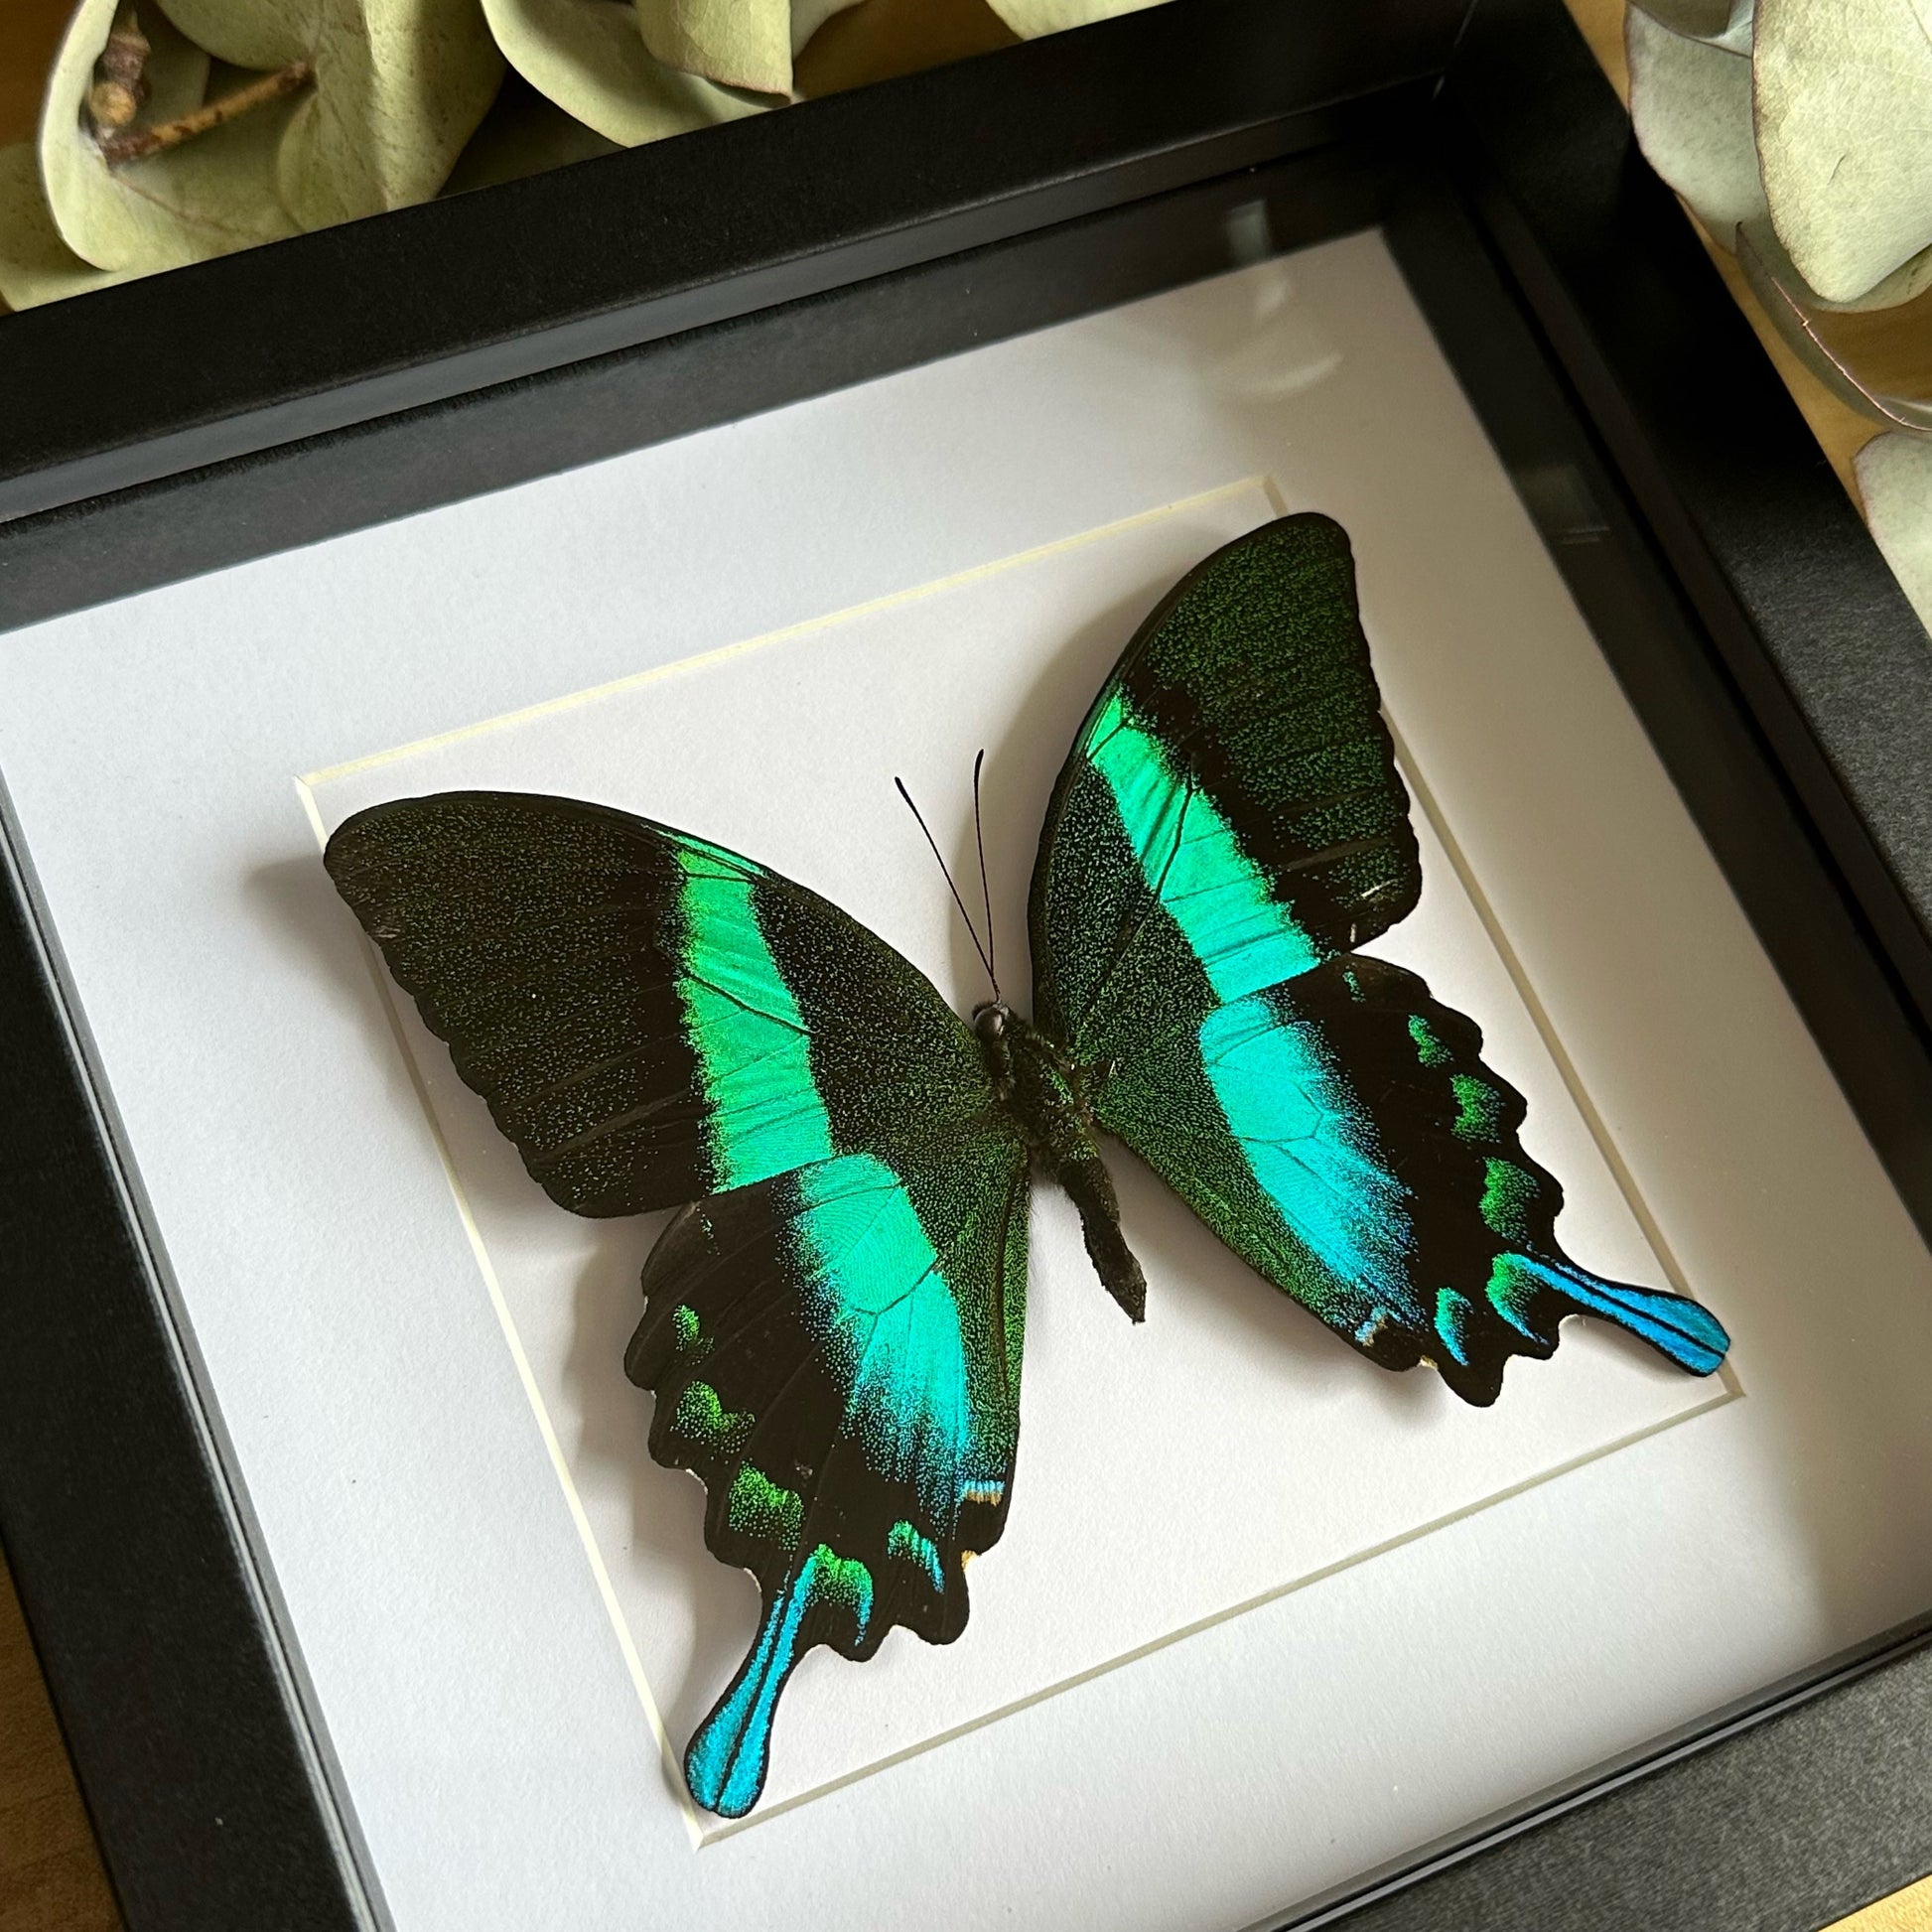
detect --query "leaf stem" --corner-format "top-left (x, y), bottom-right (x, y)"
top-left (97, 60), bottom-right (314, 167)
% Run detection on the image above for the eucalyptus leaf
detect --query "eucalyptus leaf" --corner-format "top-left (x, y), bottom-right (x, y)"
top-left (42, 0), bottom-right (300, 274)
top-left (1627, 0), bottom-right (1749, 37)
top-left (440, 79), bottom-right (618, 190)
top-left (1626, 6), bottom-right (1765, 240)
top-left (629, 0), bottom-right (858, 92)
top-left (483, 0), bottom-right (766, 146)
top-left (1856, 431), bottom-right (1932, 632)
top-left (1742, 212), bottom-right (1932, 316)
top-left (634, 0), bottom-right (792, 92)
top-left (1755, 0), bottom-right (1932, 303)
top-left (790, 0), bottom-right (863, 56)
top-left (154, 0), bottom-right (308, 69)
top-left (0, 142), bottom-right (138, 308)
top-left (1735, 223), bottom-right (1932, 431)
top-left (156, 0), bottom-right (504, 230)
top-left (985, 0), bottom-right (1169, 36)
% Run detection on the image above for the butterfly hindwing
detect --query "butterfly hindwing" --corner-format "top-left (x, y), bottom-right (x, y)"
top-left (1094, 956), bottom-right (1725, 1403)
top-left (627, 1129), bottom-right (1029, 1817)
top-left (1031, 515), bottom-right (1728, 1394)
top-left (326, 791), bottom-right (1030, 1816)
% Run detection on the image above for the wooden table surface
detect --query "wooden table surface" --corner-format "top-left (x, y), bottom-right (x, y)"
top-left (1, 2), bottom-right (1928, 1928)
top-left (0, 1555), bottom-right (119, 1930)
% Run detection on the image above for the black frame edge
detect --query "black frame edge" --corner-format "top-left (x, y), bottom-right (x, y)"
top-left (0, 810), bottom-right (383, 1932)
top-left (1308, 8), bottom-right (1932, 1926)
top-left (0, 132), bottom-right (1407, 636)
top-left (1441, 0), bottom-right (1932, 1046)
top-left (1302, 1616), bottom-right (1932, 1932)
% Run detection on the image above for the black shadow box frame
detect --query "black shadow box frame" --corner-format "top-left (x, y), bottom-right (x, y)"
top-left (4, 1), bottom-right (1932, 1927)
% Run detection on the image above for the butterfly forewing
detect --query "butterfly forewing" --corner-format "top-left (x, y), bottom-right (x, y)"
top-left (326, 794), bottom-right (998, 1209)
top-left (1029, 512), bottom-right (1421, 1054)
top-left (326, 791), bottom-right (1031, 1818)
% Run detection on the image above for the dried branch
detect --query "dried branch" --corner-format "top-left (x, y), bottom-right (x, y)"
top-left (97, 60), bottom-right (314, 167)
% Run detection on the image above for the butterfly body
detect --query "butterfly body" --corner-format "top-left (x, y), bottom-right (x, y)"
top-left (975, 1001), bottom-right (1147, 1322)
top-left (325, 512), bottom-right (1730, 1821)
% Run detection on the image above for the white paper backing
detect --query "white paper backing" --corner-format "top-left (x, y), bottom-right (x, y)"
top-left (2, 232), bottom-right (1928, 1932)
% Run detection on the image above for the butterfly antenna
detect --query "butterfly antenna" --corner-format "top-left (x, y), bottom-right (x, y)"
top-left (894, 774), bottom-right (998, 996)
top-left (971, 750), bottom-right (1000, 999)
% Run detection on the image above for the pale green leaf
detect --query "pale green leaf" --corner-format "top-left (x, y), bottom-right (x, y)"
top-left (985, 0), bottom-right (1169, 37)
top-left (441, 82), bottom-right (619, 192)
top-left (634, 0), bottom-right (792, 92)
top-left (789, 0), bottom-right (863, 57)
top-left (279, 1), bottom-right (504, 228)
top-left (483, 0), bottom-right (767, 145)
top-left (1734, 223), bottom-right (1932, 430)
top-left (1629, 0), bottom-right (1750, 39)
top-left (155, 0), bottom-right (309, 69)
top-left (0, 142), bottom-right (140, 309)
top-left (1821, 242), bottom-right (1932, 313)
top-left (1626, 6), bottom-right (1764, 241)
top-left (1741, 213), bottom-right (1932, 315)
top-left (42, 0), bottom-right (301, 274)
top-left (1755, 0), bottom-right (1932, 303)
top-left (152, 0), bottom-right (506, 230)
top-left (1856, 431), bottom-right (1932, 632)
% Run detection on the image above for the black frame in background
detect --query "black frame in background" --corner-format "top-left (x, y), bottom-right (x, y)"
top-left (0, 0), bottom-right (1463, 526)
top-left (3, 2), bottom-right (1931, 1929)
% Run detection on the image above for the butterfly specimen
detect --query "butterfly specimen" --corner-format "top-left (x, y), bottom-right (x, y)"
top-left (324, 513), bottom-right (1729, 1820)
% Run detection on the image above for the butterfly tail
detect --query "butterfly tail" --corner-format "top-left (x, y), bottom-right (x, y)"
top-left (686, 1574), bottom-right (811, 1820)
top-left (685, 1545), bottom-right (873, 1819)
top-left (1491, 1253), bottom-right (1729, 1377)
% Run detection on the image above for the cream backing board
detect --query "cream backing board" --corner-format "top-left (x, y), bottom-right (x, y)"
top-left (0, 231), bottom-right (1928, 1932)
top-left (306, 475), bottom-right (1731, 1833)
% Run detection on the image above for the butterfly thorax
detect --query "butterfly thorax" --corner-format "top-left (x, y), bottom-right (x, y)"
top-left (974, 1004), bottom-right (1093, 1162)
top-left (975, 1004), bottom-right (1148, 1324)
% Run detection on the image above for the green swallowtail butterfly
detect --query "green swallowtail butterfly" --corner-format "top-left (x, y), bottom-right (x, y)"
top-left (325, 513), bottom-right (1729, 1819)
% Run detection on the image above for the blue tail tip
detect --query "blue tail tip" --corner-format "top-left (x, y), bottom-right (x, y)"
top-left (685, 1699), bottom-right (773, 1820)
top-left (1558, 1268), bottom-right (1730, 1376)
top-left (686, 1740), bottom-right (759, 1819)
